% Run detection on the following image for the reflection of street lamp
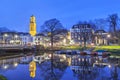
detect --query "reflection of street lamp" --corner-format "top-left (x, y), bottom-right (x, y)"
top-left (14, 62), bottom-right (18, 67)
top-left (108, 64), bottom-right (111, 68)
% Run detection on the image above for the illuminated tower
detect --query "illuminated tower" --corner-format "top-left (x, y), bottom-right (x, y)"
top-left (29, 15), bottom-right (37, 36)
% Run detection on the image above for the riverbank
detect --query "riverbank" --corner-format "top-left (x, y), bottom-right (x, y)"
top-left (0, 75), bottom-right (7, 80)
top-left (94, 45), bottom-right (120, 56)
top-left (0, 52), bottom-right (33, 60)
top-left (60, 45), bottom-right (92, 50)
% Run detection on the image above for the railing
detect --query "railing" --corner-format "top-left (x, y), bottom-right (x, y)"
top-left (0, 44), bottom-right (34, 49)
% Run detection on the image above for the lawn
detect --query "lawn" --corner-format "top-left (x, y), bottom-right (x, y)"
top-left (60, 45), bottom-right (92, 50)
top-left (95, 46), bottom-right (120, 50)
top-left (0, 75), bottom-right (7, 80)
top-left (61, 45), bottom-right (83, 50)
top-left (94, 45), bottom-right (120, 56)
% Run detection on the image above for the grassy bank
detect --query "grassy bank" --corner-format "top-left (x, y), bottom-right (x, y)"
top-left (0, 75), bottom-right (7, 80)
top-left (60, 45), bottom-right (91, 50)
top-left (94, 46), bottom-right (120, 56)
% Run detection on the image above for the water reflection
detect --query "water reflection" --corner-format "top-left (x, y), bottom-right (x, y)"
top-left (0, 53), bottom-right (120, 80)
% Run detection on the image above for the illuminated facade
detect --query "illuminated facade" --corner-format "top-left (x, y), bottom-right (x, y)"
top-left (0, 32), bottom-right (21, 44)
top-left (19, 32), bottom-right (33, 45)
top-left (29, 15), bottom-right (37, 36)
top-left (33, 33), bottom-right (45, 45)
top-left (94, 30), bottom-right (108, 45)
top-left (70, 24), bottom-right (94, 45)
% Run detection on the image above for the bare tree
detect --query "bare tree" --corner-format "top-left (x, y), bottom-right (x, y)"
top-left (116, 30), bottom-right (120, 45)
top-left (93, 19), bottom-right (108, 30)
top-left (107, 14), bottom-right (119, 44)
top-left (41, 18), bottom-right (66, 49)
top-left (41, 18), bottom-right (66, 77)
top-left (108, 14), bottom-right (118, 34)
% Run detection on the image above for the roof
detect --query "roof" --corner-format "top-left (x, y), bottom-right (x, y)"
top-left (18, 32), bottom-right (30, 35)
top-left (72, 24), bottom-right (91, 29)
top-left (95, 30), bottom-right (106, 33)
top-left (0, 32), bottom-right (18, 34)
top-left (35, 33), bottom-right (44, 36)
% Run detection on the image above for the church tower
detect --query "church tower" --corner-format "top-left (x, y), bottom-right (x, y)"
top-left (29, 15), bottom-right (37, 36)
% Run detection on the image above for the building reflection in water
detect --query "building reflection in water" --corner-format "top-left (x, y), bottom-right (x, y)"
top-left (0, 55), bottom-right (33, 71)
top-left (68, 55), bottom-right (120, 80)
top-left (0, 53), bottom-right (120, 80)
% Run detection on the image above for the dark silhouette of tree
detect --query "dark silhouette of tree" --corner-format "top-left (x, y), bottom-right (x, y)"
top-left (39, 55), bottom-right (68, 80)
top-left (41, 19), bottom-right (67, 79)
top-left (93, 19), bottom-right (108, 30)
top-left (107, 14), bottom-right (119, 44)
top-left (108, 14), bottom-right (118, 34)
top-left (41, 18), bottom-right (66, 49)
top-left (88, 21), bottom-right (97, 31)
top-left (116, 30), bottom-right (120, 45)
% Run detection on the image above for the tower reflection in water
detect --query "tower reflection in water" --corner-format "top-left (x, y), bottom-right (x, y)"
top-left (0, 53), bottom-right (119, 80)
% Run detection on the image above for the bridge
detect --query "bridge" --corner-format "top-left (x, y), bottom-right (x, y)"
top-left (0, 44), bottom-right (35, 53)
top-left (0, 44), bottom-right (34, 49)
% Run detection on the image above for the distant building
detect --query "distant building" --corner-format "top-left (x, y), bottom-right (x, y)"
top-left (0, 32), bottom-right (34, 46)
top-left (18, 32), bottom-right (33, 45)
top-left (70, 23), bottom-right (94, 46)
top-left (53, 30), bottom-right (70, 46)
top-left (94, 30), bottom-right (109, 45)
top-left (0, 32), bottom-right (21, 44)
top-left (33, 33), bottom-right (45, 45)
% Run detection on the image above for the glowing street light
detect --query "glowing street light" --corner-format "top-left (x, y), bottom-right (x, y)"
top-left (107, 34), bottom-right (111, 38)
top-left (107, 34), bottom-right (111, 45)
top-left (4, 34), bottom-right (8, 37)
top-left (15, 35), bottom-right (18, 38)
top-left (3, 33), bottom-right (8, 44)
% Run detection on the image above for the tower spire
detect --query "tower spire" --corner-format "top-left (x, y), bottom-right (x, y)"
top-left (29, 15), bottom-right (37, 36)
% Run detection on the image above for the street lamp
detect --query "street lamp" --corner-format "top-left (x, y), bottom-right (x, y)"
top-left (4, 33), bottom-right (8, 44)
top-left (107, 34), bottom-right (111, 45)
top-left (14, 35), bottom-right (18, 44)
top-left (107, 34), bottom-right (111, 38)
top-left (15, 35), bottom-right (18, 38)
top-left (4, 34), bottom-right (8, 37)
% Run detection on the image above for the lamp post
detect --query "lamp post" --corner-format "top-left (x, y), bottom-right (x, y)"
top-left (14, 35), bottom-right (18, 45)
top-left (107, 34), bottom-right (111, 45)
top-left (4, 33), bottom-right (8, 45)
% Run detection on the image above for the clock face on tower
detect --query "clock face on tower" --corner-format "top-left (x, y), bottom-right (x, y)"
top-left (29, 15), bottom-right (36, 36)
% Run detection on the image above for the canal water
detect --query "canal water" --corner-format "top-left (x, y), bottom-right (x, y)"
top-left (0, 52), bottom-right (120, 80)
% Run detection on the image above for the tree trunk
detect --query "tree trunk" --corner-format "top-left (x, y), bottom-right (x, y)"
top-left (84, 37), bottom-right (86, 50)
top-left (50, 33), bottom-right (54, 77)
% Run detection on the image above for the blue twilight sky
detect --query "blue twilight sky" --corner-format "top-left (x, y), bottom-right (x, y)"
top-left (0, 0), bottom-right (120, 32)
